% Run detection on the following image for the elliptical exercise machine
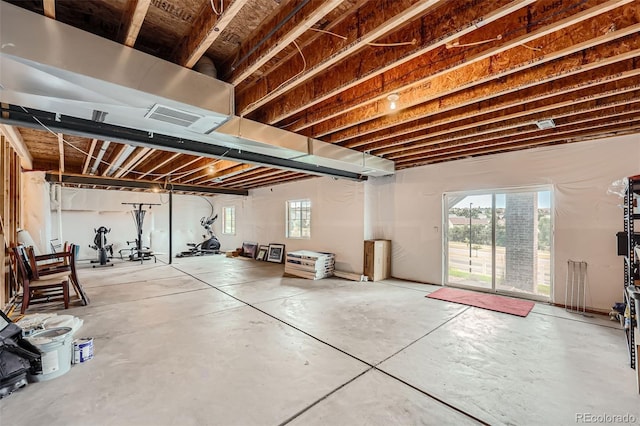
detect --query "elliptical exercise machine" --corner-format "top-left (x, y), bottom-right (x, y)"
top-left (177, 214), bottom-right (221, 257)
top-left (89, 226), bottom-right (114, 267)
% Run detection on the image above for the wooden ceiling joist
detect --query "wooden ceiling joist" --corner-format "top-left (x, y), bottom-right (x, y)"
top-left (176, 0), bottom-right (251, 68)
top-left (101, 144), bottom-right (130, 177)
top-left (347, 60), bottom-right (640, 152)
top-left (316, 2), bottom-right (638, 141)
top-left (0, 125), bottom-right (32, 169)
top-left (42, 0), bottom-right (55, 19)
top-left (136, 152), bottom-right (181, 179)
top-left (388, 99), bottom-right (640, 161)
top-left (386, 93), bottom-right (640, 161)
top-left (113, 147), bottom-right (153, 178)
top-left (331, 31), bottom-right (640, 147)
top-left (57, 133), bottom-right (64, 178)
top-left (81, 138), bottom-right (98, 175)
top-left (152, 156), bottom-right (203, 181)
top-left (257, 0), bottom-right (535, 126)
top-left (192, 163), bottom-right (255, 185)
top-left (395, 120), bottom-right (640, 167)
top-left (236, 0), bottom-right (445, 115)
top-left (182, 159), bottom-right (243, 184)
top-left (228, 0), bottom-right (344, 85)
top-left (119, 0), bottom-right (152, 47)
top-left (284, 0), bottom-right (633, 135)
top-left (46, 172), bottom-right (249, 196)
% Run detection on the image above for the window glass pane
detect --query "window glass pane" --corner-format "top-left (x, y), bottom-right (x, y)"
top-left (287, 199), bottom-right (311, 239)
top-left (445, 188), bottom-right (552, 300)
top-left (223, 206), bottom-right (235, 234)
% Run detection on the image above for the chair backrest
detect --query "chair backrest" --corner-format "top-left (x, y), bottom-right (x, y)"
top-left (11, 246), bottom-right (32, 285)
top-left (25, 246), bottom-right (42, 279)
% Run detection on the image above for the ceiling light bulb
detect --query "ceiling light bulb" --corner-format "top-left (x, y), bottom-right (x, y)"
top-left (208, 165), bottom-right (215, 173)
top-left (387, 93), bottom-right (399, 111)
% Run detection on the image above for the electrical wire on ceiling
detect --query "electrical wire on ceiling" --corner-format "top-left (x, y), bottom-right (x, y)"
top-left (242, 40), bottom-right (307, 114)
top-left (309, 27), bottom-right (417, 47)
top-left (21, 106), bottom-right (234, 181)
top-left (446, 35), bottom-right (502, 49)
top-left (210, 0), bottom-right (223, 16)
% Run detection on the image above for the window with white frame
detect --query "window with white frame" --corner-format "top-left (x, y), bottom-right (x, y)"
top-left (222, 206), bottom-right (236, 235)
top-left (286, 199), bottom-right (311, 239)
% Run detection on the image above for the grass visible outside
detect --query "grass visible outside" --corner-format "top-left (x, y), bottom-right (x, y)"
top-left (448, 267), bottom-right (492, 283)
top-left (449, 267), bottom-right (551, 296)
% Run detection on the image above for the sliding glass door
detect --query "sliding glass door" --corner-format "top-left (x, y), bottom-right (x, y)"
top-left (444, 187), bottom-right (552, 300)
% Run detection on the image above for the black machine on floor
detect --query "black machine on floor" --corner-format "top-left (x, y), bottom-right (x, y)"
top-left (177, 214), bottom-right (221, 257)
top-left (0, 311), bottom-right (40, 399)
top-left (89, 226), bottom-right (114, 267)
top-left (119, 203), bottom-right (159, 263)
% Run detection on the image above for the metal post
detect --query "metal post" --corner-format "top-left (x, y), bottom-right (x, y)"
top-left (469, 202), bottom-right (473, 274)
top-left (169, 190), bottom-right (173, 264)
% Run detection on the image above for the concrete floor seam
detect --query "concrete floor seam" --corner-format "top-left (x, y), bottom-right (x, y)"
top-left (277, 369), bottom-right (373, 426)
top-left (175, 265), bottom-right (488, 425)
top-left (373, 305), bottom-right (471, 367)
top-left (529, 310), bottom-right (621, 329)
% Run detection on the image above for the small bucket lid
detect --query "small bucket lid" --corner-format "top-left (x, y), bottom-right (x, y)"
top-left (27, 326), bottom-right (72, 345)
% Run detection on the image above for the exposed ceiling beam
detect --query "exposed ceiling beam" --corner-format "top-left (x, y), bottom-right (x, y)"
top-left (388, 96), bottom-right (640, 161)
top-left (103, 144), bottom-right (132, 176)
top-left (331, 30), bottom-right (640, 146)
top-left (152, 156), bottom-right (204, 181)
top-left (176, 0), bottom-right (251, 68)
top-left (82, 138), bottom-right (98, 175)
top-left (57, 133), bottom-right (64, 182)
top-left (285, 0), bottom-right (629, 133)
top-left (90, 140), bottom-right (110, 175)
top-left (345, 59), bottom-right (640, 152)
top-left (113, 147), bottom-right (152, 178)
top-left (258, 0), bottom-right (534, 126)
top-left (42, 0), bottom-right (55, 19)
top-left (0, 125), bottom-right (32, 169)
top-left (119, 0), bottom-right (151, 47)
top-left (373, 74), bottom-right (640, 157)
top-left (45, 172), bottom-right (249, 196)
top-left (313, 0), bottom-right (636, 139)
top-left (236, 0), bottom-right (444, 115)
top-left (137, 152), bottom-right (182, 179)
top-left (395, 120), bottom-right (640, 167)
top-left (228, 0), bottom-right (345, 85)
top-left (182, 159), bottom-right (243, 183)
top-left (193, 164), bottom-right (256, 185)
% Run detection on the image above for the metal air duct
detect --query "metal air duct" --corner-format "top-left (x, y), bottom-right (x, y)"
top-left (0, 3), bottom-right (394, 179)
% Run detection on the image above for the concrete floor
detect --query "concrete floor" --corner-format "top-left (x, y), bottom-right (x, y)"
top-left (1, 255), bottom-right (638, 425)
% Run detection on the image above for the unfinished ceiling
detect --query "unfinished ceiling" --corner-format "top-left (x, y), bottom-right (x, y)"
top-left (1, 0), bottom-right (639, 195)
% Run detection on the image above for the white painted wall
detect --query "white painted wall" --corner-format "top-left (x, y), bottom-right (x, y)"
top-left (367, 134), bottom-right (640, 312)
top-left (19, 134), bottom-right (640, 311)
top-left (22, 172), bottom-right (52, 254)
top-left (247, 177), bottom-right (365, 273)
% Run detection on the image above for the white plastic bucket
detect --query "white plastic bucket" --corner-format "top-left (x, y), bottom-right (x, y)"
top-left (26, 327), bottom-right (73, 382)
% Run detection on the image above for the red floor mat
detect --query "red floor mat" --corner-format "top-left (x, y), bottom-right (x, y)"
top-left (427, 287), bottom-right (535, 317)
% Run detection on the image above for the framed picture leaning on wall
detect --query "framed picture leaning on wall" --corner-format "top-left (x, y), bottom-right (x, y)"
top-left (267, 244), bottom-right (285, 263)
top-left (256, 245), bottom-right (269, 261)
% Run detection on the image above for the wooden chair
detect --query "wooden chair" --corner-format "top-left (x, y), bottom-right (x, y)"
top-left (11, 246), bottom-right (70, 314)
top-left (28, 243), bottom-right (90, 306)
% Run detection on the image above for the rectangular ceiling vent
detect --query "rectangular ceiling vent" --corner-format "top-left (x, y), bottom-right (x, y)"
top-left (535, 118), bottom-right (556, 130)
top-left (145, 104), bottom-right (203, 127)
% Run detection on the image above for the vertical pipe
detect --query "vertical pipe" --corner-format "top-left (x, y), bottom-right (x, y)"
top-left (169, 191), bottom-right (173, 264)
top-left (56, 184), bottom-right (63, 243)
top-left (469, 202), bottom-right (473, 274)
